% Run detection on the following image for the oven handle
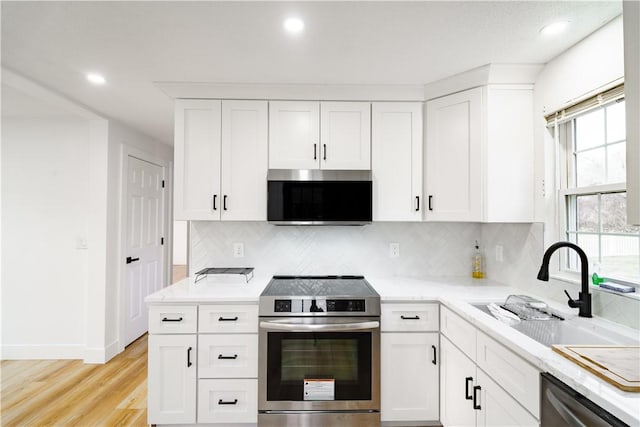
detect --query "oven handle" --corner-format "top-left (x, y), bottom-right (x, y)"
top-left (259, 320), bottom-right (380, 332)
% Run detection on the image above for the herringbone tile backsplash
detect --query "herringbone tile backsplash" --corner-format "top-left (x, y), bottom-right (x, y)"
top-left (191, 221), bottom-right (480, 278)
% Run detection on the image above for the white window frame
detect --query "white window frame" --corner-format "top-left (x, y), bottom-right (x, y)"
top-left (551, 92), bottom-right (639, 284)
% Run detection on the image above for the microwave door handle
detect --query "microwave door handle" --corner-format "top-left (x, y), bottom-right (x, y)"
top-left (259, 320), bottom-right (379, 332)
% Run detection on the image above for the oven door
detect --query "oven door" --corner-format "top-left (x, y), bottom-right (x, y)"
top-left (258, 317), bottom-right (380, 412)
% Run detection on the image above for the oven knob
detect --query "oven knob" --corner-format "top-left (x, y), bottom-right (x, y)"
top-left (310, 299), bottom-right (324, 312)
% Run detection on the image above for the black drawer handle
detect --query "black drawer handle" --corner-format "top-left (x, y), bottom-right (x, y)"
top-left (126, 257), bottom-right (140, 264)
top-left (218, 316), bottom-right (239, 322)
top-left (416, 196), bottom-right (420, 211)
top-left (314, 143), bottom-right (317, 160)
top-left (218, 354), bottom-right (238, 360)
top-left (473, 385), bottom-right (481, 410)
top-left (323, 144), bottom-right (327, 161)
top-left (431, 344), bottom-right (437, 365)
top-left (187, 346), bottom-right (193, 367)
top-left (400, 315), bottom-right (420, 320)
top-left (223, 195), bottom-right (228, 211)
top-left (162, 317), bottom-right (183, 322)
top-left (465, 377), bottom-right (473, 400)
top-left (428, 195), bottom-right (433, 211)
top-left (213, 194), bottom-right (217, 211)
top-left (218, 399), bottom-right (238, 405)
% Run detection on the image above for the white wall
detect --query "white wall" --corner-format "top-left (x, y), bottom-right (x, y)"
top-left (173, 220), bottom-right (188, 265)
top-left (2, 116), bottom-right (91, 358)
top-left (1, 71), bottom-right (173, 362)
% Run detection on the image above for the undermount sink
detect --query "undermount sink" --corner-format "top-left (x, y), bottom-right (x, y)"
top-left (472, 303), bottom-right (640, 347)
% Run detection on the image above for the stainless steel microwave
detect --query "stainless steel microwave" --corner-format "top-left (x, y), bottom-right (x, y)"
top-left (267, 169), bottom-right (372, 225)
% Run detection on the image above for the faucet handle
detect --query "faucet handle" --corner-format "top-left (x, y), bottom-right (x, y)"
top-left (564, 290), bottom-right (580, 308)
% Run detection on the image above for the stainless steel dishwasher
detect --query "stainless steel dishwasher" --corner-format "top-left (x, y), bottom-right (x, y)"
top-left (541, 373), bottom-right (628, 427)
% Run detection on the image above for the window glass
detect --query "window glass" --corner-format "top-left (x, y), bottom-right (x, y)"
top-left (606, 101), bottom-right (626, 143)
top-left (575, 109), bottom-right (604, 151)
top-left (576, 148), bottom-right (605, 186)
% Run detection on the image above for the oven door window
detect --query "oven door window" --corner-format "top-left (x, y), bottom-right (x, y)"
top-left (266, 331), bottom-right (372, 401)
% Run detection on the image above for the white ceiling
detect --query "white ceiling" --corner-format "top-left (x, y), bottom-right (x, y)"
top-left (1, 1), bottom-right (622, 145)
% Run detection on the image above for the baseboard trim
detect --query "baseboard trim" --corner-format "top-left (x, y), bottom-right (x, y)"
top-left (1, 344), bottom-right (84, 360)
top-left (84, 340), bottom-right (123, 364)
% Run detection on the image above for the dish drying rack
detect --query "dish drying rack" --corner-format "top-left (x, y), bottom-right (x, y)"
top-left (194, 267), bottom-right (254, 284)
top-left (500, 295), bottom-right (563, 320)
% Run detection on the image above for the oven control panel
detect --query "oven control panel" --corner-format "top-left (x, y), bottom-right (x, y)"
top-left (273, 299), bottom-right (366, 313)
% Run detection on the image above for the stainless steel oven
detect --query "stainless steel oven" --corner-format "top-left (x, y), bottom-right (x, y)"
top-left (258, 276), bottom-right (381, 427)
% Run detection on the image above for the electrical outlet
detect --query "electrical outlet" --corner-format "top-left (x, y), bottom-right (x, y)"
top-left (496, 245), bottom-right (504, 262)
top-left (389, 243), bottom-right (400, 258)
top-left (233, 242), bottom-right (244, 258)
top-left (76, 237), bottom-right (88, 250)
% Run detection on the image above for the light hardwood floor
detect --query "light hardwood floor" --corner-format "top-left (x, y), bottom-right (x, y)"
top-left (1, 334), bottom-right (148, 426)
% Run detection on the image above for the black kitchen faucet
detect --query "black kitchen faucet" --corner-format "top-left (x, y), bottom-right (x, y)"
top-left (537, 241), bottom-right (592, 318)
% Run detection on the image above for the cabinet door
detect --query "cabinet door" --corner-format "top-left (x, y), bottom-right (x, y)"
top-left (269, 101), bottom-right (320, 169)
top-left (221, 100), bottom-right (268, 220)
top-left (372, 102), bottom-right (423, 221)
top-left (425, 88), bottom-right (482, 221)
top-left (476, 370), bottom-right (539, 427)
top-left (320, 102), bottom-right (371, 170)
top-left (381, 333), bottom-right (439, 422)
top-left (148, 334), bottom-right (197, 424)
top-left (440, 336), bottom-right (477, 427)
top-left (174, 99), bottom-right (222, 220)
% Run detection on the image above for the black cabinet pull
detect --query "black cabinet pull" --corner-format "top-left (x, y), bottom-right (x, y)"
top-left (218, 316), bottom-right (239, 322)
top-left (218, 399), bottom-right (238, 405)
top-left (323, 144), bottom-right (327, 160)
top-left (416, 196), bottom-right (420, 211)
top-left (400, 315), bottom-right (420, 320)
top-left (162, 317), bottom-right (183, 322)
top-left (428, 195), bottom-right (433, 211)
top-left (465, 377), bottom-right (473, 400)
top-left (431, 345), bottom-right (437, 365)
top-left (187, 346), bottom-right (193, 367)
top-left (473, 385), bottom-right (481, 410)
top-left (314, 144), bottom-right (317, 160)
top-left (223, 195), bottom-right (228, 211)
top-left (126, 257), bottom-right (140, 264)
top-left (218, 354), bottom-right (238, 360)
top-left (213, 194), bottom-right (217, 211)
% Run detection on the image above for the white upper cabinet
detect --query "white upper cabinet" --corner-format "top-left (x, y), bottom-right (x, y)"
top-left (425, 85), bottom-right (535, 222)
top-left (320, 102), bottom-right (371, 170)
top-left (174, 99), bottom-right (268, 221)
top-left (269, 101), bottom-right (371, 170)
top-left (268, 101), bottom-right (320, 170)
top-left (174, 99), bottom-right (222, 220)
top-left (425, 88), bottom-right (482, 222)
top-left (221, 100), bottom-right (268, 221)
top-left (372, 102), bottom-right (423, 221)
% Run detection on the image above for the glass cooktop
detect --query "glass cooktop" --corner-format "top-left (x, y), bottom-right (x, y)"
top-left (261, 275), bottom-right (379, 298)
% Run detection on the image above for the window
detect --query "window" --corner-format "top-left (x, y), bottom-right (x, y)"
top-left (550, 86), bottom-right (640, 284)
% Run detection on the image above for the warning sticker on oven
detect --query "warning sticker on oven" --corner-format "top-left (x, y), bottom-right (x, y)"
top-left (303, 378), bottom-right (335, 401)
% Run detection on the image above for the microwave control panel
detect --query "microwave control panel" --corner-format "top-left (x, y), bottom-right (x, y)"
top-left (274, 299), bottom-right (366, 313)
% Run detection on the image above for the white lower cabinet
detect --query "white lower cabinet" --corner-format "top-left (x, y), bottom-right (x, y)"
top-left (148, 303), bottom-right (258, 425)
top-left (147, 334), bottom-right (197, 425)
top-left (440, 307), bottom-right (540, 427)
top-left (198, 379), bottom-right (258, 424)
top-left (381, 303), bottom-right (439, 424)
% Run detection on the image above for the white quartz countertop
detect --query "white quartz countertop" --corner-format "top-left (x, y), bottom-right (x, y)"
top-left (145, 274), bottom-right (640, 425)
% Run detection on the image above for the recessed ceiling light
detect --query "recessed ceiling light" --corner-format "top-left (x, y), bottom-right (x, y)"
top-left (284, 17), bottom-right (304, 34)
top-left (540, 21), bottom-right (570, 36)
top-left (86, 73), bottom-right (106, 85)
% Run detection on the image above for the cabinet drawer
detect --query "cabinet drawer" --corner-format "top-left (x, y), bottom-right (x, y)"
top-left (476, 331), bottom-right (540, 419)
top-left (198, 334), bottom-right (258, 378)
top-left (198, 379), bottom-right (258, 424)
top-left (199, 304), bottom-right (258, 333)
top-left (381, 303), bottom-right (439, 331)
top-left (440, 306), bottom-right (476, 359)
top-left (149, 305), bottom-right (197, 334)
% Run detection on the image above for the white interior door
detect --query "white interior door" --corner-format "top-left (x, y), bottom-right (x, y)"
top-left (125, 156), bottom-right (165, 345)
